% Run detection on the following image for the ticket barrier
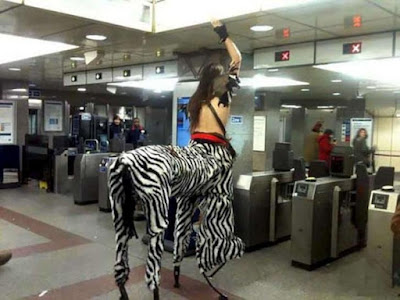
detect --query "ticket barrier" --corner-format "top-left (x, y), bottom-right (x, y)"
top-left (73, 153), bottom-right (107, 204)
top-left (98, 155), bottom-right (119, 212)
top-left (291, 146), bottom-right (373, 269)
top-left (367, 187), bottom-right (400, 290)
top-left (54, 148), bottom-right (77, 194)
top-left (233, 143), bottom-right (305, 250)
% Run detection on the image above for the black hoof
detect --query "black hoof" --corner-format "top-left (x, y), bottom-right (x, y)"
top-left (174, 266), bottom-right (180, 288)
top-left (219, 295), bottom-right (228, 300)
top-left (153, 287), bottom-right (160, 300)
top-left (118, 284), bottom-right (129, 300)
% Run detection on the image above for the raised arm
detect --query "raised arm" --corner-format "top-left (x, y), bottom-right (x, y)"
top-left (211, 19), bottom-right (242, 75)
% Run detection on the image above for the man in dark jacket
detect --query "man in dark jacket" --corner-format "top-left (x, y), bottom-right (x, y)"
top-left (353, 128), bottom-right (371, 166)
top-left (109, 115), bottom-right (124, 140)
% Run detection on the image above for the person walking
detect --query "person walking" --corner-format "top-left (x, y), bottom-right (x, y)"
top-left (318, 129), bottom-right (336, 164)
top-left (353, 128), bottom-right (372, 167)
top-left (304, 121), bottom-right (322, 164)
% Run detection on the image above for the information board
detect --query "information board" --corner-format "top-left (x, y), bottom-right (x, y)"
top-left (44, 101), bottom-right (63, 132)
top-left (0, 101), bottom-right (15, 144)
top-left (253, 116), bottom-right (266, 152)
top-left (350, 118), bottom-right (373, 148)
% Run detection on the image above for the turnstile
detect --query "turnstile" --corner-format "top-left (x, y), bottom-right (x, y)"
top-left (98, 155), bottom-right (119, 212)
top-left (73, 153), bottom-right (106, 204)
top-left (234, 170), bottom-right (294, 249)
top-left (367, 188), bottom-right (400, 289)
top-left (54, 148), bottom-right (77, 194)
top-left (291, 176), bottom-right (361, 269)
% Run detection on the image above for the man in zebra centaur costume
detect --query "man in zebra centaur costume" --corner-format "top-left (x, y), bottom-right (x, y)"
top-left (109, 19), bottom-right (245, 300)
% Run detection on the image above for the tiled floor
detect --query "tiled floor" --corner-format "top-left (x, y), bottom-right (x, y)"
top-left (0, 183), bottom-right (398, 299)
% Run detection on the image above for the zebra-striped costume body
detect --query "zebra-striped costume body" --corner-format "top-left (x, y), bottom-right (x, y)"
top-left (109, 140), bottom-right (245, 292)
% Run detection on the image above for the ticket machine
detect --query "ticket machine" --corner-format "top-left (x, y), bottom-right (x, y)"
top-left (234, 143), bottom-right (305, 250)
top-left (367, 187), bottom-right (400, 289)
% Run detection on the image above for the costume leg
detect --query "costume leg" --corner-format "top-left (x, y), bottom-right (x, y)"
top-left (141, 188), bottom-right (170, 293)
top-left (173, 196), bottom-right (196, 287)
top-left (196, 190), bottom-right (245, 300)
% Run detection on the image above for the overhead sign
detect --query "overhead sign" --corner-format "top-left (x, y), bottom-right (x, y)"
top-left (254, 42), bottom-right (314, 69)
top-left (316, 32), bottom-right (393, 64)
top-left (275, 50), bottom-right (290, 62)
top-left (64, 72), bottom-right (86, 86)
top-left (343, 42), bottom-right (362, 54)
top-left (87, 69), bottom-right (112, 84)
top-left (28, 89), bottom-right (41, 98)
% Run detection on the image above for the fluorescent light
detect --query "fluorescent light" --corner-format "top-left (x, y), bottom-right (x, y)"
top-left (109, 78), bottom-right (179, 92)
top-left (10, 88), bottom-right (27, 92)
top-left (8, 95), bottom-right (28, 99)
top-left (317, 106), bottom-right (334, 109)
top-left (268, 68), bottom-right (279, 72)
top-left (70, 56), bottom-right (85, 61)
top-left (333, 92), bottom-right (341, 96)
top-left (77, 87), bottom-right (86, 92)
top-left (314, 58), bottom-right (400, 86)
top-left (8, 67), bottom-right (21, 71)
top-left (106, 87), bottom-right (117, 94)
top-left (261, 0), bottom-right (318, 11)
top-left (28, 99), bottom-right (42, 105)
top-left (282, 105), bottom-right (301, 109)
top-left (331, 79), bottom-right (342, 83)
top-left (301, 88), bottom-right (310, 92)
top-left (251, 25), bottom-right (273, 32)
top-left (241, 75), bottom-right (309, 88)
top-left (86, 35), bottom-right (107, 41)
top-left (154, 89), bottom-right (162, 93)
top-left (0, 33), bottom-right (78, 65)
top-left (367, 86), bottom-right (377, 89)
top-left (79, 106), bottom-right (85, 111)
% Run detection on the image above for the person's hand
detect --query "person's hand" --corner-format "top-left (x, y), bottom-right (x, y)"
top-left (211, 19), bottom-right (223, 28)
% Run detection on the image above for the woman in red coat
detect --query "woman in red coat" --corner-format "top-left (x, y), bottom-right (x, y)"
top-left (318, 129), bottom-right (335, 163)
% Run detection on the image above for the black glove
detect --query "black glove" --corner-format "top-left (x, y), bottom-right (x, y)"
top-left (214, 24), bottom-right (229, 43)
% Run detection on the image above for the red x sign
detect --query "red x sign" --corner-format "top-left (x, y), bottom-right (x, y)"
top-left (343, 42), bottom-right (362, 55)
top-left (275, 50), bottom-right (291, 62)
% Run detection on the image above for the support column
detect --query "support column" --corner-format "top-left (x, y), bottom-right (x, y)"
top-left (290, 107), bottom-right (306, 159)
top-left (253, 92), bottom-right (281, 171)
top-left (226, 88), bottom-right (255, 182)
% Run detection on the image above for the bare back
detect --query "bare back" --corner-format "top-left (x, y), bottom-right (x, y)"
top-left (193, 97), bottom-right (230, 135)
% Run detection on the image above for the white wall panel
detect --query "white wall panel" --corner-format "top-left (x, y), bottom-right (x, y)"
top-left (254, 42), bottom-right (314, 69)
top-left (316, 33), bottom-right (393, 64)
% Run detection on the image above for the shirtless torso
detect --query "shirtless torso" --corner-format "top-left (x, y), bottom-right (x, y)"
top-left (193, 97), bottom-right (230, 136)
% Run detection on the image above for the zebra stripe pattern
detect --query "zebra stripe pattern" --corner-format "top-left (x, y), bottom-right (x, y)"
top-left (109, 140), bottom-right (245, 292)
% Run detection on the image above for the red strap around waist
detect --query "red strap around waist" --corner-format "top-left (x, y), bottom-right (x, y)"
top-left (191, 133), bottom-right (228, 145)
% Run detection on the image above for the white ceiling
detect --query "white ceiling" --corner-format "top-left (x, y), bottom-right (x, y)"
top-left (1, 0), bottom-right (400, 114)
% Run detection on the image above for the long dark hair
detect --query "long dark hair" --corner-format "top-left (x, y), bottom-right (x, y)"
top-left (188, 63), bottom-right (224, 133)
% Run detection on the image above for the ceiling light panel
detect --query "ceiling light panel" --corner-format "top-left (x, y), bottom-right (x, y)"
top-left (86, 35), bottom-right (107, 41)
top-left (24, 0), bottom-right (152, 31)
top-left (155, 0), bottom-right (322, 32)
top-left (241, 75), bottom-right (309, 88)
top-left (315, 58), bottom-right (400, 87)
top-left (109, 78), bottom-right (179, 92)
top-left (0, 33), bottom-right (78, 65)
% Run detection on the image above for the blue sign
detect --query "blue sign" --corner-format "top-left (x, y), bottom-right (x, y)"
top-left (231, 115), bottom-right (243, 125)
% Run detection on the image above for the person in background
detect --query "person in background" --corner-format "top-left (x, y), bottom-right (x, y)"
top-left (0, 251), bottom-right (11, 266)
top-left (353, 128), bottom-right (372, 167)
top-left (127, 117), bottom-right (147, 149)
top-left (304, 121), bottom-right (323, 164)
top-left (318, 129), bottom-right (336, 164)
top-left (109, 115), bottom-right (124, 140)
